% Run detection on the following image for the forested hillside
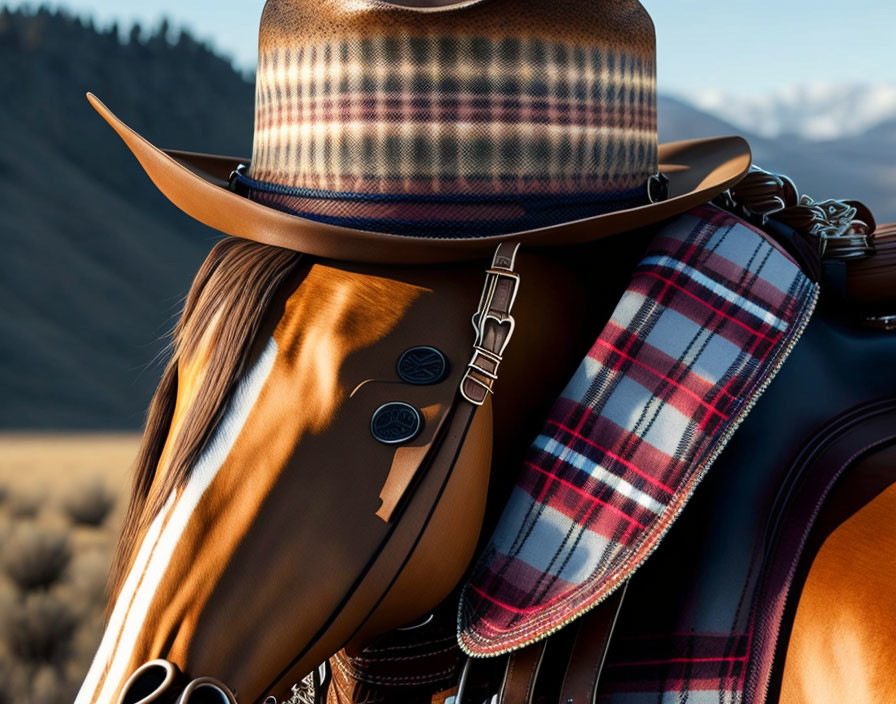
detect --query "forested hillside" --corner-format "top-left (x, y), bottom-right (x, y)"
top-left (0, 8), bottom-right (254, 428)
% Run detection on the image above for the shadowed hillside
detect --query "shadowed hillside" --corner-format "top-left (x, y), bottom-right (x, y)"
top-left (1, 8), bottom-right (893, 430)
top-left (0, 7), bottom-right (254, 429)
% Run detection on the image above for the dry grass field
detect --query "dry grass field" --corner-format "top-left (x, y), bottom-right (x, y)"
top-left (0, 433), bottom-right (139, 704)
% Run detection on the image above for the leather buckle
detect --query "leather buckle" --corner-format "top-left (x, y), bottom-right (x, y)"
top-left (461, 243), bottom-right (521, 406)
top-left (465, 347), bottom-right (503, 385)
top-left (471, 270), bottom-right (520, 345)
top-left (461, 372), bottom-right (495, 402)
top-left (474, 312), bottom-right (517, 359)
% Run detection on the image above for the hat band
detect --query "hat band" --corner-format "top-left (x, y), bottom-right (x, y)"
top-left (230, 166), bottom-right (653, 237)
top-left (249, 35), bottom-right (658, 204)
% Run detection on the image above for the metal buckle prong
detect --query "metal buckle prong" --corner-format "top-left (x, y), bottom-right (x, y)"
top-left (463, 374), bottom-right (495, 397)
top-left (468, 353), bottom-right (501, 380)
top-left (472, 346), bottom-right (502, 364)
top-left (485, 268), bottom-right (521, 283)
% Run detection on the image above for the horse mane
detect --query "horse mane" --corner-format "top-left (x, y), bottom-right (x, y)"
top-left (109, 237), bottom-right (302, 604)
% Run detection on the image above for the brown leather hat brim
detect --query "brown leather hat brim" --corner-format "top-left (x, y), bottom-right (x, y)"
top-left (88, 93), bottom-right (751, 264)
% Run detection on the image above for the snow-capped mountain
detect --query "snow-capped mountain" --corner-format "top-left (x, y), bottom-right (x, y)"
top-left (683, 83), bottom-right (896, 141)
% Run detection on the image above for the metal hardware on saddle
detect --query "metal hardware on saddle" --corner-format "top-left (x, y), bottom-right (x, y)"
top-left (717, 167), bottom-right (896, 331)
top-left (269, 663), bottom-right (329, 704)
top-left (717, 166), bottom-right (876, 263)
top-left (777, 196), bottom-right (875, 261)
top-left (461, 242), bottom-right (521, 406)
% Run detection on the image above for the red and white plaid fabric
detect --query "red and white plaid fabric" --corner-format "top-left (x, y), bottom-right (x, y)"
top-left (458, 205), bottom-right (819, 655)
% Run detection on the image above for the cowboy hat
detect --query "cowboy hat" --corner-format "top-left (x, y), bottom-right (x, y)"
top-left (87, 0), bottom-right (751, 264)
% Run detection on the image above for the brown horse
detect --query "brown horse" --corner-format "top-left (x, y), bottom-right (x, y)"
top-left (74, 235), bottom-right (603, 704)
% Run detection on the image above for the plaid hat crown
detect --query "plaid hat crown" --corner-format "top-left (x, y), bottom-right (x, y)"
top-left (236, 0), bottom-right (659, 236)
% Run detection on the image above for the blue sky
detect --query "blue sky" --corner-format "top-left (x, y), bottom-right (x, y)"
top-left (8, 0), bottom-right (895, 95)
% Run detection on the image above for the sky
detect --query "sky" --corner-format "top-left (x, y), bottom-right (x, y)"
top-left (8, 0), bottom-right (896, 96)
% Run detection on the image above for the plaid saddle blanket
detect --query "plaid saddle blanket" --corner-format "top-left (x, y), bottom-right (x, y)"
top-left (458, 205), bottom-right (819, 656)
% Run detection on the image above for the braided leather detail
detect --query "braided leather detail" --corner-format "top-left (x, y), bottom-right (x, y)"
top-left (720, 167), bottom-right (877, 261)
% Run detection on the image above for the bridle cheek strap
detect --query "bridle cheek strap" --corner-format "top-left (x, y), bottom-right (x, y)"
top-left (462, 242), bottom-right (521, 406)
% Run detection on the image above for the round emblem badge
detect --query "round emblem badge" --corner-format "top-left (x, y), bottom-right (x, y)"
top-left (370, 402), bottom-right (424, 445)
top-left (397, 346), bottom-right (448, 385)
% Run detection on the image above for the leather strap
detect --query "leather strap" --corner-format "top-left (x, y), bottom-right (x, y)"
top-left (373, 243), bottom-right (520, 522)
top-left (495, 585), bottom-right (626, 704)
top-left (497, 640), bottom-right (548, 704)
top-left (557, 585), bottom-right (628, 704)
top-left (376, 412), bottom-right (452, 523)
top-left (461, 242), bottom-right (521, 405)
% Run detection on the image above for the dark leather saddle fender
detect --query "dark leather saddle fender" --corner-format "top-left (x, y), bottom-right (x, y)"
top-left (106, 242), bottom-right (609, 704)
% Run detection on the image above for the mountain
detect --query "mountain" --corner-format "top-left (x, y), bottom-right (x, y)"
top-left (0, 8), bottom-right (893, 429)
top-left (659, 95), bottom-right (896, 226)
top-left (685, 83), bottom-right (896, 140)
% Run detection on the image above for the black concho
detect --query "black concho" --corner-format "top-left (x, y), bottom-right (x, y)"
top-left (371, 402), bottom-right (424, 445)
top-left (397, 346), bottom-right (448, 385)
